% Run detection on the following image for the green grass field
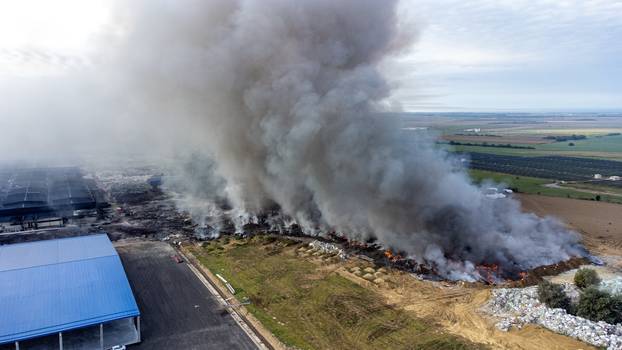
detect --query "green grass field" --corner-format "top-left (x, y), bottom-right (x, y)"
top-left (469, 169), bottom-right (622, 204)
top-left (470, 169), bottom-right (590, 197)
top-left (189, 236), bottom-right (485, 350)
top-left (536, 134), bottom-right (622, 153)
top-left (448, 134), bottom-right (622, 160)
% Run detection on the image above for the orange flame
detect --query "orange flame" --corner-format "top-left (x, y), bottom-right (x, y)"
top-left (384, 249), bottom-right (403, 263)
top-left (477, 264), bottom-right (499, 284)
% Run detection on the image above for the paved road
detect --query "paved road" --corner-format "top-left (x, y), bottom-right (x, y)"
top-left (116, 240), bottom-right (257, 350)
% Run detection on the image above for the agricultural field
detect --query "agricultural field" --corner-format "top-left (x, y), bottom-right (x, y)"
top-left (403, 113), bottom-right (622, 160)
top-left (465, 150), bottom-right (622, 205)
top-left (449, 135), bottom-right (622, 161)
top-left (519, 194), bottom-right (622, 255)
top-left (537, 134), bottom-right (622, 153)
top-left (466, 153), bottom-right (622, 182)
top-left (422, 114), bottom-right (622, 205)
top-left (188, 236), bottom-right (483, 350)
top-left (471, 170), bottom-right (595, 199)
top-left (470, 169), bottom-right (622, 204)
top-left (442, 134), bottom-right (550, 145)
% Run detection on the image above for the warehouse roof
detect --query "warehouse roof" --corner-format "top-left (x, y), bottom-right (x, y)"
top-left (0, 234), bottom-right (140, 344)
top-left (0, 167), bottom-right (107, 219)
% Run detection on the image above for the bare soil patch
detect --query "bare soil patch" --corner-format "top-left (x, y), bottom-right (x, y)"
top-left (338, 260), bottom-right (595, 350)
top-left (518, 194), bottom-right (622, 256)
top-left (442, 135), bottom-right (551, 144)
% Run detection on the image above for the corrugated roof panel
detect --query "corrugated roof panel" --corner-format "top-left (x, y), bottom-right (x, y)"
top-left (0, 241), bottom-right (58, 272)
top-left (58, 234), bottom-right (117, 263)
top-left (0, 235), bottom-right (139, 344)
top-left (0, 234), bottom-right (117, 272)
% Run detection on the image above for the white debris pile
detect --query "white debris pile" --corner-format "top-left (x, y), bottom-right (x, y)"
top-left (308, 240), bottom-right (347, 259)
top-left (563, 283), bottom-right (582, 303)
top-left (486, 286), bottom-right (622, 349)
top-left (601, 277), bottom-right (622, 296)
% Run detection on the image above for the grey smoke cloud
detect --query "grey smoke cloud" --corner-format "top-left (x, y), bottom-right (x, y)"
top-left (105, 0), bottom-right (583, 279)
top-left (1, 0), bottom-right (584, 280)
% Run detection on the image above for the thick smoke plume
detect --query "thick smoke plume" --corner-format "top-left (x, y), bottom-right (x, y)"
top-left (117, 0), bottom-right (582, 279)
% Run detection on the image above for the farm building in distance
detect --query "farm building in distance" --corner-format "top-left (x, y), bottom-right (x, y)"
top-left (0, 234), bottom-right (140, 350)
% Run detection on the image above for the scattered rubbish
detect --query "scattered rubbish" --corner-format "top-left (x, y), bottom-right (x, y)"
top-left (308, 240), bottom-right (347, 259)
top-left (486, 286), bottom-right (622, 349)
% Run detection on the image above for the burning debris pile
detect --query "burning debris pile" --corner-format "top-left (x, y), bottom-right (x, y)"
top-left (93, 168), bottom-right (197, 240)
top-left (107, 0), bottom-right (588, 281)
top-left (486, 286), bottom-right (622, 349)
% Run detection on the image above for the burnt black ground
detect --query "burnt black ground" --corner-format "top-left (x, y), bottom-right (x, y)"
top-left (116, 240), bottom-right (257, 350)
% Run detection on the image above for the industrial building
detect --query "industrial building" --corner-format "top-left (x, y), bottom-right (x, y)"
top-left (0, 234), bottom-right (140, 349)
top-left (0, 167), bottom-right (108, 228)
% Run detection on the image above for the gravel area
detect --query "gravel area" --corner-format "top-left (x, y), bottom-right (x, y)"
top-left (486, 286), bottom-right (622, 349)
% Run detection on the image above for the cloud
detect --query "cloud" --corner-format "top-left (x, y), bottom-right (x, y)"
top-left (391, 0), bottom-right (622, 111)
top-left (0, 0), bottom-right (620, 111)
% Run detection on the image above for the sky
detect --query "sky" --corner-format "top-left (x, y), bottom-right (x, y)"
top-left (0, 0), bottom-right (620, 112)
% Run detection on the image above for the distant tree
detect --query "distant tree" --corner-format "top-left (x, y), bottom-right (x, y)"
top-left (574, 268), bottom-right (601, 289)
top-left (576, 287), bottom-right (622, 324)
top-left (568, 142), bottom-right (575, 146)
top-left (538, 280), bottom-right (572, 312)
top-left (596, 195), bottom-right (602, 201)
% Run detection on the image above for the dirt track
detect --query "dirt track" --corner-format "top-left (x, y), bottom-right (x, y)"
top-left (337, 261), bottom-right (595, 350)
top-left (518, 194), bottom-right (622, 255)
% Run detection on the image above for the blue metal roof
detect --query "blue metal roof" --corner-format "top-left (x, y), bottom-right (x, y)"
top-left (0, 234), bottom-right (140, 344)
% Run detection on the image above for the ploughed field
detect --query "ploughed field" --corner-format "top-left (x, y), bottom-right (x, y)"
top-left (518, 194), bottom-right (622, 256)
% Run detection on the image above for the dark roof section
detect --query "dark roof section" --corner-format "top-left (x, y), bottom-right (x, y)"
top-left (0, 167), bottom-right (108, 219)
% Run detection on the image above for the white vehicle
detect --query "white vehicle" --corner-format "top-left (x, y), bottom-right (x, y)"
top-left (111, 346), bottom-right (126, 350)
top-left (484, 187), bottom-right (507, 199)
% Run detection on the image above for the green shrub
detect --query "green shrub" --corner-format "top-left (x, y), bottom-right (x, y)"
top-left (537, 280), bottom-right (572, 312)
top-left (576, 287), bottom-right (622, 324)
top-left (574, 268), bottom-right (601, 289)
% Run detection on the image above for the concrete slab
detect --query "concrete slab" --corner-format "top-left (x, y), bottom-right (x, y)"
top-left (115, 240), bottom-right (257, 350)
